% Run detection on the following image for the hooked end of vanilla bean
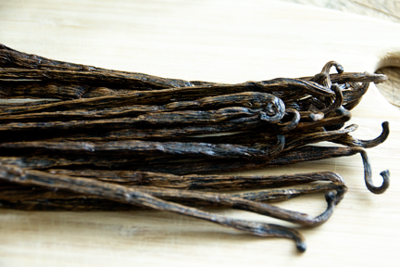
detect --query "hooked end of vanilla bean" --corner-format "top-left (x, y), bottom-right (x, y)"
top-left (322, 83), bottom-right (344, 115)
top-left (333, 185), bottom-right (348, 205)
top-left (312, 61), bottom-right (344, 87)
top-left (309, 191), bottom-right (338, 227)
top-left (359, 149), bottom-right (390, 194)
top-left (376, 170), bottom-right (390, 194)
top-left (322, 61), bottom-right (344, 74)
top-left (335, 64), bottom-right (344, 74)
top-left (347, 121), bottom-right (390, 149)
top-left (277, 109), bottom-right (300, 132)
top-left (262, 224), bottom-right (306, 252)
top-left (296, 240), bottom-right (307, 253)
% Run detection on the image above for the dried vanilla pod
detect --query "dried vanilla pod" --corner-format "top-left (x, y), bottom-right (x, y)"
top-left (0, 44), bottom-right (391, 251)
top-left (43, 169), bottom-right (344, 191)
top-left (0, 163), bottom-right (312, 252)
top-left (0, 136), bottom-right (286, 160)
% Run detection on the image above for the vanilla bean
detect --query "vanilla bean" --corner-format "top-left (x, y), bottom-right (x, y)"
top-left (0, 82), bottom-right (90, 100)
top-left (302, 72), bottom-right (387, 85)
top-left (0, 109), bottom-right (283, 135)
top-left (0, 45), bottom-right (192, 89)
top-left (0, 163), bottom-right (307, 251)
top-left (0, 172), bottom-right (341, 227)
top-left (0, 178), bottom-right (345, 209)
top-left (0, 145), bottom-right (375, 175)
top-left (282, 124), bottom-right (358, 151)
top-left (0, 116), bottom-right (263, 143)
top-left (0, 92), bottom-right (285, 123)
top-left (126, 146), bottom-right (389, 194)
top-left (332, 122), bottom-right (389, 148)
top-left (45, 169), bottom-right (344, 190)
top-left (230, 183), bottom-right (347, 203)
top-left (183, 121), bottom-right (357, 147)
top-left (0, 109), bottom-right (352, 144)
top-left (0, 45), bottom-right (392, 252)
top-left (0, 136), bottom-right (285, 160)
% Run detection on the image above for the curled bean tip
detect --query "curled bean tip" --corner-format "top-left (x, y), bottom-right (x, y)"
top-left (360, 150), bottom-right (390, 194)
top-left (375, 170), bottom-right (390, 194)
top-left (336, 64), bottom-right (344, 74)
top-left (382, 121), bottom-right (389, 128)
top-left (325, 191), bottom-right (336, 203)
top-left (296, 240), bottom-right (307, 253)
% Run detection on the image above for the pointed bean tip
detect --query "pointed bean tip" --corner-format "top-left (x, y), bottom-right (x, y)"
top-left (382, 121), bottom-right (389, 128)
top-left (325, 191), bottom-right (336, 203)
top-left (336, 64), bottom-right (344, 74)
top-left (296, 241), bottom-right (307, 252)
top-left (380, 170), bottom-right (390, 177)
top-left (368, 169), bottom-right (390, 195)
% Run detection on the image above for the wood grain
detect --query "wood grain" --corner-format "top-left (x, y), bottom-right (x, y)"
top-left (376, 66), bottom-right (400, 107)
top-left (279, 0), bottom-right (400, 23)
top-left (0, 0), bottom-right (400, 266)
top-left (280, 0), bottom-right (400, 106)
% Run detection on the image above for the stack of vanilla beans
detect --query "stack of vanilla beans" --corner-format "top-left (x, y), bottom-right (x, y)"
top-left (0, 44), bottom-right (390, 251)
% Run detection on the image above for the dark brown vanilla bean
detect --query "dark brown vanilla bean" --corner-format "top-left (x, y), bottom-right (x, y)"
top-left (0, 136), bottom-right (285, 160)
top-left (176, 118), bottom-right (356, 147)
top-left (0, 45), bottom-right (392, 252)
top-left (0, 99), bottom-right (60, 107)
top-left (277, 109), bottom-right (301, 131)
top-left (359, 151), bottom-right (389, 194)
top-left (0, 167), bottom-right (341, 227)
top-left (0, 44), bottom-right (101, 71)
top-left (0, 82), bottom-right (91, 100)
top-left (0, 108), bottom-right (283, 133)
top-left (0, 143), bottom-right (390, 196)
top-left (0, 108), bottom-right (264, 130)
top-left (230, 183), bottom-right (347, 203)
top-left (0, 178), bottom-right (345, 209)
top-left (293, 107), bottom-right (351, 132)
top-left (0, 80), bottom-right (332, 116)
top-left (302, 72), bottom-right (387, 85)
top-left (0, 146), bottom-right (326, 170)
top-left (0, 163), bottom-right (307, 252)
top-left (0, 68), bottom-right (191, 89)
top-left (0, 92), bottom-right (285, 123)
top-left (0, 145), bottom-right (386, 189)
top-left (282, 124), bottom-right (358, 151)
top-left (4, 146), bottom-right (332, 172)
top-left (0, 81), bottom-right (139, 100)
top-left (0, 109), bottom-right (352, 145)
top-left (45, 169), bottom-right (345, 190)
top-left (30, 116), bottom-right (264, 143)
top-left (0, 45), bottom-right (193, 89)
top-left (0, 85), bottom-right (294, 115)
top-left (0, 104), bottom-right (161, 122)
top-left (1, 44), bottom-right (386, 91)
top-left (341, 82), bottom-right (370, 110)
top-left (332, 122), bottom-right (389, 148)
top-left (320, 84), bottom-right (344, 115)
top-left (0, 68), bottom-right (334, 97)
top-left (127, 146), bottom-right (389, 194)
top-left (124, 186), bottom-right (342, 227)
top-left (0, 155), bottom-right (166, 169)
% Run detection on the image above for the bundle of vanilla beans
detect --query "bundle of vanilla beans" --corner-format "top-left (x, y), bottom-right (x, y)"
top-left (0, 44), bottom-right (390, 251)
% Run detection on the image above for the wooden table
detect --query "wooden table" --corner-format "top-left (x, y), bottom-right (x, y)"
top-left (0, 0), bottom-right (400, 266)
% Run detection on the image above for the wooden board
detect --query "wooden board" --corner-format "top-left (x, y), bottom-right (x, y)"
top-left (0, 0), bottom-right (400, 266)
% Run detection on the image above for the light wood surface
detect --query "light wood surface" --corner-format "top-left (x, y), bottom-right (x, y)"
top-left (0, 0), bottom-right (400, 266)
top-left (280, 0), bottom-right (400, 107)
top-left (280, 0), bottom-right (400, 23)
